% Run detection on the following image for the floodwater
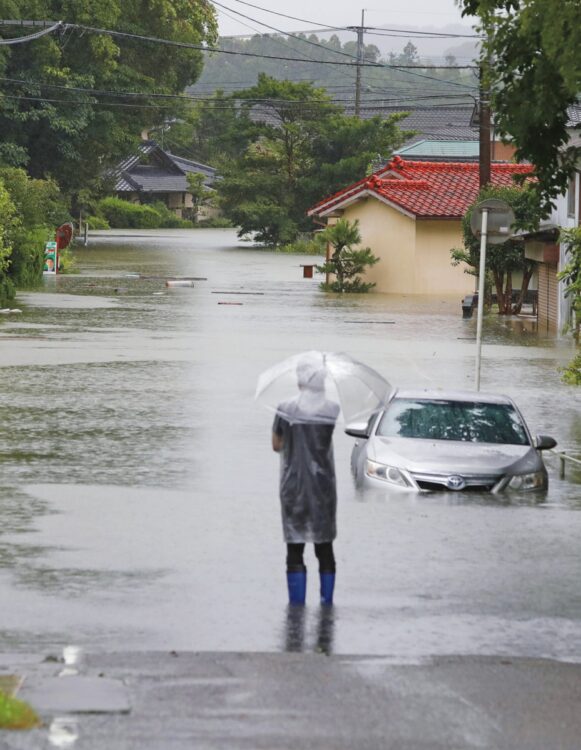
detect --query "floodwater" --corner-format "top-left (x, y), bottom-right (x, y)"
top-left (0, 228), bottom-right (580, 660)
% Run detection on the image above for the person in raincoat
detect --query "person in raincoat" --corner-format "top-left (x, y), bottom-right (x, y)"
top-left (272, 359), bottom-right (340, 605)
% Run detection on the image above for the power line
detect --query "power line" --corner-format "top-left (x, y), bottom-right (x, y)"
top-left (0, 75), bottom-right (477, 109)
top-left (0, 90), bottom-right (476, 116)
top-left (217, 0), bottom-right (345, 32)
top-left (212, 1), bottom-right (365, 63)
top-left (220, 0), bottom-right (480, 38)
top-left (0, 19), bottom-right (478, 91)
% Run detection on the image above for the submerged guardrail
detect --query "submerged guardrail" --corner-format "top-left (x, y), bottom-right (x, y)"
top-left (549, 450), bottom-right (581, 479)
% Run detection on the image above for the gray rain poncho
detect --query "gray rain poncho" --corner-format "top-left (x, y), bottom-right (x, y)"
top-left (273, 363), bottom-right (340, 544)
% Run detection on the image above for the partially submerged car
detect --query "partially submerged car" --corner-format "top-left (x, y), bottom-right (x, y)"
top-left (346, 389), bottom-right (557, 493)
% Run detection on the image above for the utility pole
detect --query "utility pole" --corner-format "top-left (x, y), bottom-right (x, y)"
top-left (478, 56), bottom-right (491, 188)
top-left (348, 9), bottom-right (366, 119)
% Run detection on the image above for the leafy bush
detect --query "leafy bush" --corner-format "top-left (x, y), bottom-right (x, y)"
top-left (0, 691), bottom-right (40, 730)
top-left (8, 227), bottom-right (47, 289)
top-left (97, 197), bottom-right (161, 228)
top-left (97, 197), bottom-right (193, 229)
top-left (561, 353), bottom-right (581, 385)
top-left (86, 215), bottom-right (110, 230)
top-left (0, 180), bottom-right (18, 307)
top-left (277, 237), bottom-right (323, 255)
top-left (0, 168), bottom-right (73, 295)
top-left (196, 217), bottom-right (234, 228)
top-left (0, 277), bottom-right (15, 308)
top-left (149, 202), bottom-right (193, 228)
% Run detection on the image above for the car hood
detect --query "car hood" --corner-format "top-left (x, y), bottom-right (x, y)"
top-left (369, 437), bottom-right (541, 475)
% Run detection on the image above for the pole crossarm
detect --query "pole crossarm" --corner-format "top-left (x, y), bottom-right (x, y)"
top-left (0, 20), bottom-right (62, 45)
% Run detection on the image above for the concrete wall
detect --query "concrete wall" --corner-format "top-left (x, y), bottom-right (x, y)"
top-left (339, 198), bottom-right (471, 295)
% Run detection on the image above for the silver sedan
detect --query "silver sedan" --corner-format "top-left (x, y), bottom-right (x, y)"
top-left (346, 389), bottom-right (557, 493)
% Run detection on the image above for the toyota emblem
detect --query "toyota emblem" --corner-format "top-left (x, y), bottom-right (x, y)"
top-left (446, 475), bottom-right (466, 490)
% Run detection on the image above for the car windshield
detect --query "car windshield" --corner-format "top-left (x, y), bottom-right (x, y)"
top-left (377, 399), bottom-right (530, 445)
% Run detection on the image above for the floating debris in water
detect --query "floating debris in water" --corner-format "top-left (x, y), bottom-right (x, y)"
top-left (211, 291), bottom-right (264, 296)
top-left (166, 280), bottom-right (195, 288)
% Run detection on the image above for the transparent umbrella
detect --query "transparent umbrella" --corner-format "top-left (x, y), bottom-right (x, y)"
top-left (255, 350), bottom-right (393, 425)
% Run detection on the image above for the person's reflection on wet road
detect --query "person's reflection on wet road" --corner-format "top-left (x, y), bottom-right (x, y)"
top-left (283, 605), bottom-right (335, 655)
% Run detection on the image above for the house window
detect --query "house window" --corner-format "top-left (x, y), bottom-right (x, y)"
top-left (567, 173), bottom-right (577, 217)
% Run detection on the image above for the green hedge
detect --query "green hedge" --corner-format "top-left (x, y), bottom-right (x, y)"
top-left (85, 215), bottom-right (110, 230)
top-left (97, 197), bottom-right (193, 229)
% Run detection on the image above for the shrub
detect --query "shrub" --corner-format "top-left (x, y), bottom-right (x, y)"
top-left (8, 227), bottom-right (47, 289)
top-left (195, 217), bottom-right (234, 228)
top-left (277, 237), bottom-right (323, 255)
top-left (0, 691), bottom-right (40, 730)
top-left (561, 352), bottom-right (581, 385)
top-left (149, 202), bottom-right (193, 228)
top-left (97, 197), bottom-right (161, 229)
top-left (0, 277), bottom-right (15, 308)
top-left (97, 197), bottom-right (194, 229)
top-left (85, 215), bottom-right (110, 230)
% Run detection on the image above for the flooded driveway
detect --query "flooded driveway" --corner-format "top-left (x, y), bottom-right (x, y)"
top-left (0, 228), bottom-right (580, 658)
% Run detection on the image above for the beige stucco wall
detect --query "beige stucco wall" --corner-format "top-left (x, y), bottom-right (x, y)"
top-left (341, 198), bottom-right (416, 293)
top-left (415, 220), bottom-right (472, 295)
top-left (338, 198), bottom-right (471, 295)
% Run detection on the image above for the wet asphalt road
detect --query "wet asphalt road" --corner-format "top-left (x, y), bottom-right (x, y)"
top-left (0, 228), bottom-right (580, 661)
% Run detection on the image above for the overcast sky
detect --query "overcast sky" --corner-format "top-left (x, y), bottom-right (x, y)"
top-left (215, 0), bottom-right (475, 38)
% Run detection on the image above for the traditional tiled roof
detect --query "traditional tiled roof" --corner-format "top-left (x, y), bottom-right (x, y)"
top-left (112, 140), bottom-right (216, 193)
top-left (365, 105), bottom-right (478, 142)
top-left (308, 155), bottom-right (533, 219)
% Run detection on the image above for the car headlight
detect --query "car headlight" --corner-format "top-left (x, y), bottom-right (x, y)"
top-left (508, 471), bottom-right (546, 491)
top-left (365, 459), bottom-right (410, 487)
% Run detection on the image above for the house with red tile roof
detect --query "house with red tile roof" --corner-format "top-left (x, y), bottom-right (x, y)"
top-left (308, 156), bottom-right (533, 295)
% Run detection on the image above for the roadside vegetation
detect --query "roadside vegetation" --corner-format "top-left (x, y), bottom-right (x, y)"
top-left (94, 198), bottom-right (193, 230)
top-left (460, 0), bottom-right (581, 212)
top-left (0, 168), bottom-right (71, 306)
top-left (557, 227), bottom-right (581, 383)
top-left (0, 0), bottom-right (218, 303)
top-left (452, 184), bottom-right (545, 315)
top-left (316, 219), bottom-right (379, 293)
top-left (0, 690), bottom-right (40, 731)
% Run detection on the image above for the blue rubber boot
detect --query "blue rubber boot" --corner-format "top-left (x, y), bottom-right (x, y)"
top-left (287, 569), bottom-right (307, 605)
top-left (320, 572), bottom-right (335, 605)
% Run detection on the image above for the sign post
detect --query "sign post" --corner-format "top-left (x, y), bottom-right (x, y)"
top-left (470, 199), bottom-right (515, 391)
top-left (43, 241), bottom-right (58, 274)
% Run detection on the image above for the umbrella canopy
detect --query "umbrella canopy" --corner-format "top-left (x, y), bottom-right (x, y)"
top-left (255, 351), bottom-right (393, 425)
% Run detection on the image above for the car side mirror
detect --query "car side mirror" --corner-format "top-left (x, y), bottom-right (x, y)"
top-left (345, 423), bottom-right (370, 439)
top-left (534, 434), bottom-right (557, 450)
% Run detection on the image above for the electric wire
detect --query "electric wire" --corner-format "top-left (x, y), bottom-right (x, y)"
top-left (220, 0), bottom-right (480, 38)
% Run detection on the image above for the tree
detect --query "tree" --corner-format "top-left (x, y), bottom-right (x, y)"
top-left (451, 184), bottom-right (545, 314)
top-left (460, 0), bottom-right (581, 211)
top-left (186, 172), bottom-right (215, 222)
top-left (316, 219), bottom-right (379, 293)
top-left (0, 180), bottom-right (18, 306)
top-left (557, 227), bottom-right (581, 342)
top-left (0, 167), bottom-right (70, 296)
top-left (214, 75), bottom-right (408, 245)
top-left (0, 1), bottom-right (217, 199)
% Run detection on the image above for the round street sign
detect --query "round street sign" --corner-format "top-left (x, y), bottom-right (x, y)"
top-left (470, 198), bottom-right (516, 245)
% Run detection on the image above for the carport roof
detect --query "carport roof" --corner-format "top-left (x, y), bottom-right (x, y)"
top-left (308, 156), bottom-right (533, 220)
